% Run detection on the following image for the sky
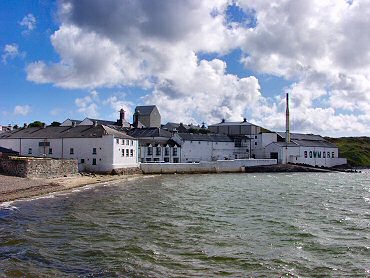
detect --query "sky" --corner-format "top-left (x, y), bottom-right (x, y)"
top-left (0, 0), bottom-right (369, 137)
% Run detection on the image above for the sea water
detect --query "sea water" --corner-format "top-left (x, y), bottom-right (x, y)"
top-left (0, 171), bottom-right (369, 277)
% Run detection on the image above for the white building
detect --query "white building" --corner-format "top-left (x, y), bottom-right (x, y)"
top-left (264, 133), bottom-right (347, 167)
top-left (174, 133), bottom-right (250, 162)
top-left (0, 124), bottom-right (138, 172)
top-left (128, 128), bottom-right (181, 163)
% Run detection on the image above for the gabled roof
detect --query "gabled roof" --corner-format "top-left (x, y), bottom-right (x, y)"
top-left (79, 118), bottom-right (118, 126)
top-left (0, 146), bottom-right (19, 154)
top-left (276, 132), bottom-right (325, 141)
top-left (208, 120), bottom-right (254, 127)
top-left (0, 125), bottom-right (133, 139)
top-left (275, 132), bottom-right (337, 148)
top-left (135, 105), bottom-right (157, 116)
top-left (127, 127), bottom-right (172, 138)
top-left (177, 133), bottom-right (233, 142)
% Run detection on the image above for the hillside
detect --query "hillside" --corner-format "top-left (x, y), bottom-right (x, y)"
top-left (325, 137), bottom-right (370, 167)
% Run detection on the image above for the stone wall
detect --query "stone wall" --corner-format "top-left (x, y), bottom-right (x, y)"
top-left (140, 159), bottom-right (277, 174)
top-left (111, 167), bottom-right (142, 175)
top-left (0, 157), bottom-right (78, 178)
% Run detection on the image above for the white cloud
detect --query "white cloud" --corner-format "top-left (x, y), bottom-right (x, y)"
top-left (25, 0), bottom-right (370, 135)
top-left (75, 90), bottom-right (100, 118)
top-left (19, 13), bottom-right (36, 33)
top-left (14, 105), bottom-right (31, 116)
top-left (2, 44), bottom-right (25, 64)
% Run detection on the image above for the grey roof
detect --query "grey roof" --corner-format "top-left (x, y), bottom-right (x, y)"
top-left (178, 133), bottom-right (233, 142)
top-left (270, 142), bottom-right (299, 147)
top-left (83, 118), bottom-right (118, 126)
top-left (292, 139), bottom-right (336, 148)
top-left (127, 128), bottom-right (172, 138)
top-left (0, 146), bottom-right (19, 154)
top-left (162, 122), bottom-right (202, 131)
top-left (135, 105), bottom-right (157, 116)
top-left (277, 132), bottom-right (325, 141)
top-left (0, 125), bottom-right (133, 139)
top-left (208, 121), bottom-right (253, 127)
top-left (275, 133), bottom-right (337, 148)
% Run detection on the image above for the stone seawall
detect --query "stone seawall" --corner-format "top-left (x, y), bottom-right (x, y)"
top-left (0, 157), bottom-right (78, 178)
top-left (140, 159), bottom-right (277, 174)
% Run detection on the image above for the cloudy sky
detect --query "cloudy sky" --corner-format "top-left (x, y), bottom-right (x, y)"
top-left (1, 0), bottom-right (369, 137)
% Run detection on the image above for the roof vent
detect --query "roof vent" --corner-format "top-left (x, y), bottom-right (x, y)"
top-left (221, 118), bottom-right (225, 123)
top-left (243, 118), bottom-right (247, 122)
top-left (72, 121), bottom-right (76, 127)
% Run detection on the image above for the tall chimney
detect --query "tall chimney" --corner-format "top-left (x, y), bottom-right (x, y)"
top-left (119, 109), bottom-right (125, 121)
top-left (285, 93), bottom-right (290, 143)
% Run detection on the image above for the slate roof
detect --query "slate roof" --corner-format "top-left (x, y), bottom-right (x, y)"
top-left (162, 122), bottom-right (202, 131)
top-left (127, 128), bottom-right (172, 138)
top-left (276, 132), bottom-right (325, 141)
top-left (135, 105), bottom-right (157, 115)
top-left (84, 118), bottom-right (118, 126)
top-left (208, 121), bottom-right (253, 127)
top-left (0, 125), bottom-right (133, 139)
top-left (275, 132), bottom-right (336, 148)
top-left (0, 146), bottom-right (19, 154)
top-left (177, 133), bottom-right (233, 142)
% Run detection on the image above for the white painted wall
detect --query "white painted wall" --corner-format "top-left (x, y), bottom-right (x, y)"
top-left (264, 143), bottom-right (346, 167)
top-left (0, 135), bottom-right (139, 172)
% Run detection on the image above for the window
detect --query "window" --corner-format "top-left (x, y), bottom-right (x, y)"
top-left (131, 140), bottom-right (133, 146)
top-left (304, 151), bottom-right (307, 158)
top-left (126, 149), bottom-right (129, 157)
top-left (156, 147), bottom-right (161, 156)
top-left (173, 158), bottom-right (179, 163)
top-left (165, 147), bottom-right (169, 156)
top-left (92, 158), bottom-right (96, 165)
top-left (70, 148), bottom-right (74, 155)
top-left (148, 146), bottom-right (153, 155)
top-left (146, 158), bottom-right (152, 162)
top-left (164, 157), bottom-right (169, 162)
top-left (254, 142), bottom-right (257, 146)
top-left (116, 138), bottom-right (119, 144)
top-left (122, 139), bottom-right (125, 145)
top-left (173, 148), bottom-right (178, 156)
top-left (48, 148), bottom-right (53, 155)
top-left (122, 149), bottom-right (125, 157)
top-left (130, 149), bottom-right (133, 157)
top-left (92, 148), bottom-right (97, 155)
top-left (28, 148), bottom-right (32, 154)
top-left (126, 139), bottom-right (130, 145)
top-left (235, 139), bottom-right (241, 147)
top-left (81, 159), bottom-right (85, 164)
top-left (255, 135), bottom-right (257, 139)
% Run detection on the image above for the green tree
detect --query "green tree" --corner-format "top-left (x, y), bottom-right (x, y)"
top-left (50, 121), bottom-right (61, 127)
top-left (29, 121), bottom-right (45, 127)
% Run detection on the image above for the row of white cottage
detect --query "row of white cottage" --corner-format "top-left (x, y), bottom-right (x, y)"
top-left (0, 120), bottom-right (347, 172)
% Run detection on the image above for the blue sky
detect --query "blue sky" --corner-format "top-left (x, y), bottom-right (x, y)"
top-left (1, 0), bottom-right (369, 137)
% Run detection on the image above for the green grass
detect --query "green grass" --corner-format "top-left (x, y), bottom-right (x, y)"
top-left (325, 137), bottom-right (370, 167)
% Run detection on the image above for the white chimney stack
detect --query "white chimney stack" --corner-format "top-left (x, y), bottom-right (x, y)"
top-left (286, 93), bottom-right (290, 143)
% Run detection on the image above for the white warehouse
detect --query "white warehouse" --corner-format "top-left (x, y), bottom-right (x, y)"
top-left (0, 124), bottom-right (139, 173)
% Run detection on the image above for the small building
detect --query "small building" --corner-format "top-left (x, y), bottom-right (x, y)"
top-left (208, 119), bottom-right (261, 136)
top-left (128, 128), bottom-right (180, 163)
top-left (0, 124), bottom-right (138, 173)
top-left (133, 105), bottom-right (161, 128)
top-left (174, 133), bottom-right (249, 162)
top-left (264, 133), bottom-right (347, 167)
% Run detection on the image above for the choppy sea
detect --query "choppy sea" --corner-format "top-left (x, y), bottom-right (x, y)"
top-left (1, 171), bottom-right (369, 277)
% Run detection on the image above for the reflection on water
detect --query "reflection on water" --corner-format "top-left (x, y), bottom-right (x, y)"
top-left (1, 171), bottom-right (369, 277)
